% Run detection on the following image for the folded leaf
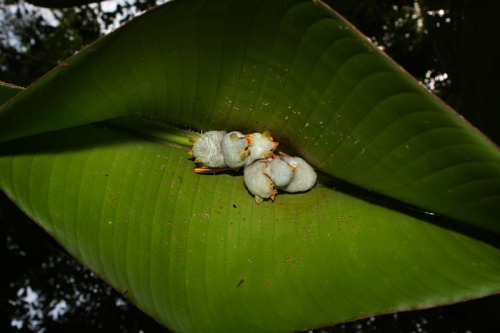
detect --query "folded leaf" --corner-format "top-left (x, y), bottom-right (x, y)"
top-left (0, 82), bottom-right (23, 106)
top-left (1, 0), bottom-right (498, 232)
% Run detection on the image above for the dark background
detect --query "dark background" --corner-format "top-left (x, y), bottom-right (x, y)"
top-left (1, 0), bottom-right (499, 331)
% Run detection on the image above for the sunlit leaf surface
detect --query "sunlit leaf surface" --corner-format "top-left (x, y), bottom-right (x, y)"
top-left (0, 0), bottom-right (499, 332)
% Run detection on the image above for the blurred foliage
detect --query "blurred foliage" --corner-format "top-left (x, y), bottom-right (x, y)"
top-left (329, 0), bottom-right (500, 144)
top-left (0, 0), bottom-right (100, 86)
top-left (0, 0), bottom-right (160, 86)
top-left (328, 1), bottom-right (432, 79)
top-left (0, 191), bottom-right (168, 332)
top-left (0, 0), bottom-right (499, 332)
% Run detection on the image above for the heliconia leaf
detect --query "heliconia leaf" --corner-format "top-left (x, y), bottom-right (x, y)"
top-left (1, 123), bottom-right (499, 332)
top-left (0, 1), bottom-right (499, 332)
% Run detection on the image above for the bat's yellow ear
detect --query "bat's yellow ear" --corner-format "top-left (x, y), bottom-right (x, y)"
top-left (238, 150), bottom-right (248, 160)
top-left (263, 151), bottom-right (276, 159)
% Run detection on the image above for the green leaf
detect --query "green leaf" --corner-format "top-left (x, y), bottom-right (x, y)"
top-left (0, 0), bottom-right (499, 332)
top-left (1, 124), bottom-right (499, 332)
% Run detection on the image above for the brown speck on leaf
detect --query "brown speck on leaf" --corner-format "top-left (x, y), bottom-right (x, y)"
top-left (237, 279), bottom-right (245, 287)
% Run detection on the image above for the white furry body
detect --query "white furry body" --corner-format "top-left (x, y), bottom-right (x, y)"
top-left (244, 161), bottom-right (277, 204)
top-left (192, 131), bottom-right (226, 168)
top-left (279, 156), bottom-right (317, 192)
top-left (246, 132), bottom-right (275, 165)
top-left (222, 131), bottom-right (249, 168)
top-left (264, 156), bottom-right (294, 188)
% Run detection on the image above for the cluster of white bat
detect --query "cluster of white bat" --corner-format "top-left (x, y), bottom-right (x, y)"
top-left (188, 130), bottom-right (317, 204)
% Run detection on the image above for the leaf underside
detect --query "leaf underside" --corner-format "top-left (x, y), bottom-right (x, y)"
top-left (0, 0), bottom-right (499, 332)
